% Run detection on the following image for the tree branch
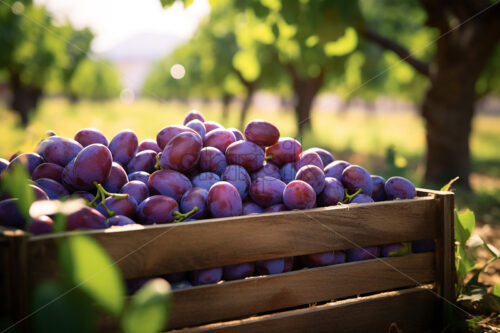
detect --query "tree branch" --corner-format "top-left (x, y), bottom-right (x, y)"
top-left (361, 29), bottom-right (430, 77)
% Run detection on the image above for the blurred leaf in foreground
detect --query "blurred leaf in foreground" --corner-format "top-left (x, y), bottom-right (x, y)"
top-left (0, 163), bottom-right (34, 219)
top-left (59, 235), bottom-right (125, 316)
top-left (31, 281), bottom-right (95, 333)
top-left (122, 278), bottom-right (172, 333)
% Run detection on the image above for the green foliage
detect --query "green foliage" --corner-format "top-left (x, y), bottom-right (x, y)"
top-left (58, 234), bottom-right (125, 316)
top-left (143, 3), bottom-right (286, 101)
top-left (160, 0), bottom-right (176, 7)
top-left (57, 24), bottom-right (94, 94)
top-left (0, 0), bottom-right (32, 68)
top-left (494, 284), bottom-right (500, 298)
top-left (476, 43), bottom-right (500, 97)
top-left (69, 58), bottom-right (122, 100)
top-left (454, 208), bottom-right (500, 314)
top-left (455, 209), bottom-right (475, 248)
top-left (122, 279), bottom-right (172, 333)
top-left (0, 0), bottom-right (98, 121)
top-left (0, 163), bottom-right (34, 219)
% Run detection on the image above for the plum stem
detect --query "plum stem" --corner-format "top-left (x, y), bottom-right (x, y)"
top-left (94, 182), bottom-right (128, 199)
top-left (100, 191), bottom-right (115, 217)
top-left (154, 153), bottom-right (162, 170)
top-left (172, 206), bottom-right (198, 222)
top-left (88, 194), bottom-right (99, 207)
top-left (91, 181), bottom-right (130, 217)
top-left (342, 188), bottom-right (363, 204)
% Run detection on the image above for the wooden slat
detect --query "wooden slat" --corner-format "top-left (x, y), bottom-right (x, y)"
top-left (167, 253), bottom-right (434, 329)
top-left (171, 286), bottom-right (439, 333)
top-left (27, 196), bottom-right (440, 280)
top-left (0, 239), bottom-right (10, 317)
top-left (2, 229), bottom-right (30, 330)
top-left (433, 191), bottom-right (455, 328)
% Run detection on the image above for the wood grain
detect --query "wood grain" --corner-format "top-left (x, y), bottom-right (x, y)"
top-left (433, 191), bottom-right (455, 328)
top-left (27, 196), bottom-right (441, 281)
top-left (167, 253), bottom-right (435, 329)
top-left (169, 286), bottom-right (439, 333)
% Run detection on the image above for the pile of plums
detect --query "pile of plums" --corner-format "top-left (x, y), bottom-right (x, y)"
top-left (0, 110), bottom-right (432, 289)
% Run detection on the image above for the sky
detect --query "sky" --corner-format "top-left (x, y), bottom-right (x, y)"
top-left (34, 0), bottom-right (211, 53)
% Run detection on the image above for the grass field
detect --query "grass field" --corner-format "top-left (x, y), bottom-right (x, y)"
top-left (1, 97), bottom-right (499, 223)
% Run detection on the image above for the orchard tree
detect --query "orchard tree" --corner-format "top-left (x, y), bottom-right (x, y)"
top-left (0, 2), bottom-right (93, 125)
top-left (357, 0), bottom-right (500, 187)
top-left (232, 1), bottom-right (360, 135)
top-left (145, 3), bottom-right (284, 129)
top-left (58, 24), bottom-right (94, 102)
top-left (69, 58), bottom-right (122, 100)
top-left (168, 0), bottom-right (500, 188)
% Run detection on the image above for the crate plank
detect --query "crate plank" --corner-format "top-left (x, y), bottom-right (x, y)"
top-left (433, 191), bottom-right (456, 327)
top-left (1, 229), bottom-right (30, 330)
top-left (171, 286), bottom-right (438, 333)
top-left (27, 196), bottom-right (440, 280)
top-left (167, 253), bottom-right (435, 329)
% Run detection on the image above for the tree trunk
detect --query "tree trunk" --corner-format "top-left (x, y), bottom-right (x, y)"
top-left (8, 73), bottom-right (42, 126)
top-left (221, 93), bottom-right (233, 120)
top-left (361, 2), bottom-right (500, 189)
top-left (421, 11), bottom-right (500, 189)
top-left (289, 67), bottom-right (324, 138)
top-left (239, 85), bottom-right (256, 130)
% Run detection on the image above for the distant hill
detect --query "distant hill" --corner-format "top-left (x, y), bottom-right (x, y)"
top-left (104, 32), bottom-right (185, 62)
top-left (101, 33), bottom-right (186, 93)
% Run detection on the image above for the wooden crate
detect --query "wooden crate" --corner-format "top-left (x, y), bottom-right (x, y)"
top-left (1, 189), bottom-right (454, 332)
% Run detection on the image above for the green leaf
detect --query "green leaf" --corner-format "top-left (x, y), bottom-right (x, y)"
top-left (260, 0), bottom-right (281, 11)
top-left (233, 49), bottom-right (261, 82)
top-left (31, 281), bottom-right (96, 333)
top-left (440, 176), bottom-right (459, 191)
top-left (494, 284), bottom-right (500, 298)
top-left (53, 213), bottom-right (67, 233)
top-left (122, 279), bottom-right (172, 333)
top-left (324, 27), bottom-right (358, 57)
top-left (465, 256), bottom-right (500, 288)
top-left (454, 209), bottom-right (475, 245)
top-left (160, 0), bottom-right (176, 8)
top-left (456, 245), bottom-right (476, 288)
top-left (482, 239), bottom-right (499, 258)
top-left (59, 235), bottom-right (125, 316)
top-left (183, 0), bottom-right (194, 7)
top-left (0, 163), bottom-right (34, 219)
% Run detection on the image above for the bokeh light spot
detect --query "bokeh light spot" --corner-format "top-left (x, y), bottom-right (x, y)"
top-left (170, 64), bottom-right (186, 79)
top-left (120, 88), bottom-right (135, 104)
top-left (11, 1), bottom-right (25, 15)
